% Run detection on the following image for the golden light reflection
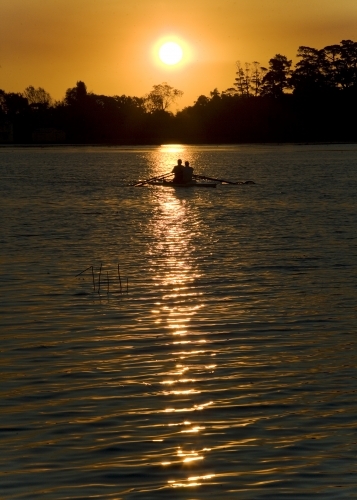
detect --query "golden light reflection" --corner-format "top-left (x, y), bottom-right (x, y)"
top-left (181, 426), bottom-right (205, 433)
top-left (173, 350), bottom-right (206, 355)
top-left (168, 473), bottom-right (215, 488)
top-left (159, 144), bottom-right (186, 154)
top-left (183, 456), bottom-right (204, 463)
top-left (171, 365), bottom-right (189, 375)
top-left (145, 146), bottom-right (217, 489)
top-left (167, 323), bottom-right (189, 332)
top-left (162, 401), bottom-right (213, 413)
top-left (172, 330), bottom-right (187, 336)
top-left (196, 401), bottom-right (213, 410)
top-left (163, 389), bottom-right (200, 395)
top-left (178, 447), bottom-right (203, 463)
top-left (168, 421), bottom-right (191, 427)
top-left (143, 145), bottom-right (188, 180)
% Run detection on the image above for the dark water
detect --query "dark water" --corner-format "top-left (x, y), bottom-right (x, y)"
top-left (1, 144), bottom-right (357, 499)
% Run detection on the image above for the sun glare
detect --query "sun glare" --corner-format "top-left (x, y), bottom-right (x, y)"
top-left (159, 42), bottom-right (183, 65)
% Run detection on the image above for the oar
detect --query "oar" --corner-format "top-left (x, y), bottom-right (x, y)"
top-left (132, 172), bottom-right (172, 187)
top-left (193, 174), bottom-right (241, 185)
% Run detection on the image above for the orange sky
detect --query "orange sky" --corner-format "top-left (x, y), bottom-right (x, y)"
top-left (1, 0), bottom-right (357, 109)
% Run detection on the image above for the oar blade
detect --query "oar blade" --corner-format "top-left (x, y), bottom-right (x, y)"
top-left (132, 172), bottom-right (172, 186)
top-left (193, 174), bottom-right (237, 185)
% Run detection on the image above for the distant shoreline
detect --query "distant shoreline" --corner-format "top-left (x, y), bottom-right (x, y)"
top-left (1, 141), bottom-right (357, 148)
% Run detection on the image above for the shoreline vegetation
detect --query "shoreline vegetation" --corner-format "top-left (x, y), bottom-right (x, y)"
top-left (1, 39), bottom-right (357, 145)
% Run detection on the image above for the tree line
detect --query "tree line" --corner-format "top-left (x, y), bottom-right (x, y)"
top-left (1, 39), bottom-right (357, 144)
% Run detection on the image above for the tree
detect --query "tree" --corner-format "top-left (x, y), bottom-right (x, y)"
top-left (234, 61), bottom-right (251, 96)
top-left (290, 47), bottom-right (329, 95)
top-left (194, 95), bottom-right (210, 107)
top-left (234, 61), bottom-right (267, 97)
top-left (112, 95), bottom-right (146, 112)
top-left (144, 82), bottom-right (183, 112)
top-left (251, 62), bottom-right (267, 96)
top-left (1, 92), bottom-right (29, 116)
top-left (337, 39), bottom-right (357, 89)
top-left (0, 90), bottom-right (6, 115)
top-left (64, 81), bottom-right (88, 106)
top-left (290, 41), bottom-right (357, 95)
top-left (23, 86), bottom-right (53, 107)
top-left (260, 54), bottom-right (292, 97)
top-left (323, 44), bottom-right (342, 88)
top-left (210, 88), bottom-right (221, 99)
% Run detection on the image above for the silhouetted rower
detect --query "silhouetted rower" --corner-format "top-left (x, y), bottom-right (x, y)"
top-left (172, 159), bottom-right (184, 183)
top-left (183, 161), bottom-right (194, 183)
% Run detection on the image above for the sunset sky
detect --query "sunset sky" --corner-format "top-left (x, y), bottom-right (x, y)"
top-left (1, 0), bottom-right (357, 109)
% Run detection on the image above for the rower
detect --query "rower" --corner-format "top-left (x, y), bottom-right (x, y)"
top-left (182, 160), bottom-right (194, 184)
top-left (172, 159), bottom-right (184, 183)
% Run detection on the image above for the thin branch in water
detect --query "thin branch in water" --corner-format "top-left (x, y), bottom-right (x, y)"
top-left (75, 265), bottom-right (93, 278)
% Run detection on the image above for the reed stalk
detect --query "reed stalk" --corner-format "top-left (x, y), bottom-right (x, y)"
top-left (98, 262), bottom-right (102, 294)
top-left (118, 264), bottom-right (122, 294)
top-left (91, 266), bottom-right (95, 291)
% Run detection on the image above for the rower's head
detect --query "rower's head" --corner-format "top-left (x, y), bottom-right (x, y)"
top-left (185, 161), bottom-right (190, 166)
top-left (178, 159), bottom-right (182, 165)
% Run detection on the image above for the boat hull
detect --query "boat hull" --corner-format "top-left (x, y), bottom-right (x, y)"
top-left (149, 180), bottom-right (217, 188)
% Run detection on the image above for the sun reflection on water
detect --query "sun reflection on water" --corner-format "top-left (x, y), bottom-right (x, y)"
top-left (159, 144), bottom-right (186, 154)
top-left (168, 474), bottom-right (215, 488)
top-left (145, 151), bottom-right (217, 489)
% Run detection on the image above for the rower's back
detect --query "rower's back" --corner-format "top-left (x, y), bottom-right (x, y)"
top-left (183, 161), bottom-right (194, 183)
top-left (172, 159), bottom-right (184, 183)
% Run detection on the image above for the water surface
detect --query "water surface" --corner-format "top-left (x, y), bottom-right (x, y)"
top-left (1, 144), bottom-right (357, 499)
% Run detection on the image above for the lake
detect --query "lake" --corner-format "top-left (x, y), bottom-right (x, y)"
top-left (1, 144), bottom-right (356, 499)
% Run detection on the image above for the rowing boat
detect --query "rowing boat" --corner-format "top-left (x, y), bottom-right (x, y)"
top-left (147, 179), bottom-right (217, 188)
top-left (132, 171), bottom-right (254, 187)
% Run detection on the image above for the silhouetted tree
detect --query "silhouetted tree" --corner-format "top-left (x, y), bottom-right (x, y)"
top-left (0, 90), bottom-right (6, 116)
top-left (64, 81), bottom-right (88, 106)
top-left (234, 61), bottom-right (267, 96)
top-left (23, 86), bottom-right (53, 108)
top-left (194, 95), bottom-right (210, 106)
top-left (1, 92), bottom-right (29, 116)
top-left (2, 38), bottom-right (357, 144)
top-left (290, 47), bottom-right (329, 95)
top-left (260, 54), bottom-right (292, 97)
top-left (210, 88), bottom-right (221, 99)
top-left (251, 62), bottom-right (267, 96)
top-left (144, 82), bottom-right (183, 112)
top-left (323, 44), bottom-right (343, 88)
top-left (290, 40), bottom-right (357, 96)
top-left (337, 39), bottom-right (357, 89)
top-left (234, 62), bottom-right (251, 96)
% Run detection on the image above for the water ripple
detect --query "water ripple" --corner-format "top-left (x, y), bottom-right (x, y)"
top-left (1, 145), bottom-right (356, 499)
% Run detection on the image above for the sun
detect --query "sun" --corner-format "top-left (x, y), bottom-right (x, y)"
top-left (159, 42), bottom-right (183, 65)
